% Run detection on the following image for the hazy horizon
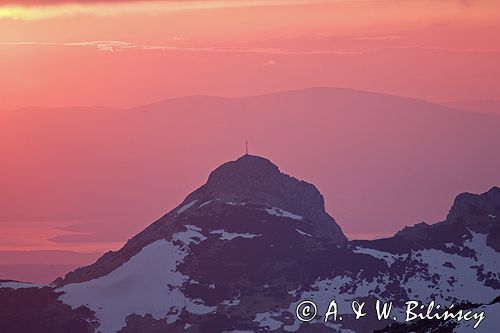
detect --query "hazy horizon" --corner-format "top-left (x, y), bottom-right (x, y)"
top-left (2, 86), bottom-right (500, 112)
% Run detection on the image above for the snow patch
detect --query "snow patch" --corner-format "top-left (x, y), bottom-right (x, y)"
top-left (177, 200), bottom-right (198, 214)
top-left (210, 229), bottom-right (261, 241)
top-left (254, 311), bottom-right (283, 330)
top-left (58, 226), bottom-right (214, 333)
top-left (264, 207), bottom-right (303, 220)
top-left (454, 302), bottom-right (500, 333)
top-left (295, 229), bottom-right (312, 237)
top-left (352, 247), bottom-right (403, 267)
top-left (185, 224), bottom-right (202, 232)
top-left (225, 201), bottom-right (246, 206)
top-left (222, 298), bottom-right (241, 307)
top-left (173, 226), bottom-right (207, 245)
top-left (199, 200), bottom-right (214, 208)
top-left (0, 281), bottom-right (39, 289)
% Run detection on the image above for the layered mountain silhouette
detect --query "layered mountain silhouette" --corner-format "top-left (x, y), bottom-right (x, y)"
top-left (1, 155), bottom-right (498, 333)
top-left (2, 87), bottom-right (500, 264)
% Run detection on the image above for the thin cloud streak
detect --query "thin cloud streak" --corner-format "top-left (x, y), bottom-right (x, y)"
top-left (352, 35), bottom-right (407, 41)
top-left (2, 40), bottom-right (499, 55)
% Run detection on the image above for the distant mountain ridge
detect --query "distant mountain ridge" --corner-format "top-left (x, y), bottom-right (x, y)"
top-left (2, 86), bottom-right (500, 252)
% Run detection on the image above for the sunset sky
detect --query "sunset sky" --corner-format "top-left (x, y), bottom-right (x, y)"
top-left (1, 0), bottom-right (500, 282)
top-left (1, 0), bottom-right (499, 110)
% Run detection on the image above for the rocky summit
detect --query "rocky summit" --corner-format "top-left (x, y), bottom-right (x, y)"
top-left (184, 154), bottom-right (348, 243)
top-left (0, 156), bottom-right (499, 333)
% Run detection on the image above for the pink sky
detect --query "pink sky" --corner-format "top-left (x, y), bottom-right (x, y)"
top-left (1, 0), bottom-right (499, 110)
top-left (1, 0), bottom-right (500, 282)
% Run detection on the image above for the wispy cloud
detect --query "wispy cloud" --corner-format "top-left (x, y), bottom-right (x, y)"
top-left (263, 59), bottom-right (277, 66)
top-left (66, 41), bottom-right (133, 52)
top-left (2, 40), bottom-right (499, 55)
top-left (1, 40), bottom-right (131, 52)
top-left (352, 35), bottom-right (406, 41)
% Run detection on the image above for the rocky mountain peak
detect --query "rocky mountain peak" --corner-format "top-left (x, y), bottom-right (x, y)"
top-left (207, 154), bottom-right (279, 182)
top-left (194, 154), bottom-right (324, 212)
top-left (57, 154), bottom-right (347, 285)
top-left (182, 154), bottom-right (347, 243)
top-left (393, 186), bottom-right (499, 251)
top-left (446, 186), bottom-right (500, 222)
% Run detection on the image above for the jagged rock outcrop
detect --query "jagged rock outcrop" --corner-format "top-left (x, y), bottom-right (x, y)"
top-left (184, 154), bottom-right (347, 242)
top-left (394, 186), bottom-right (500, 251)
top-left (447, 186), bottom-right (500, 222)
